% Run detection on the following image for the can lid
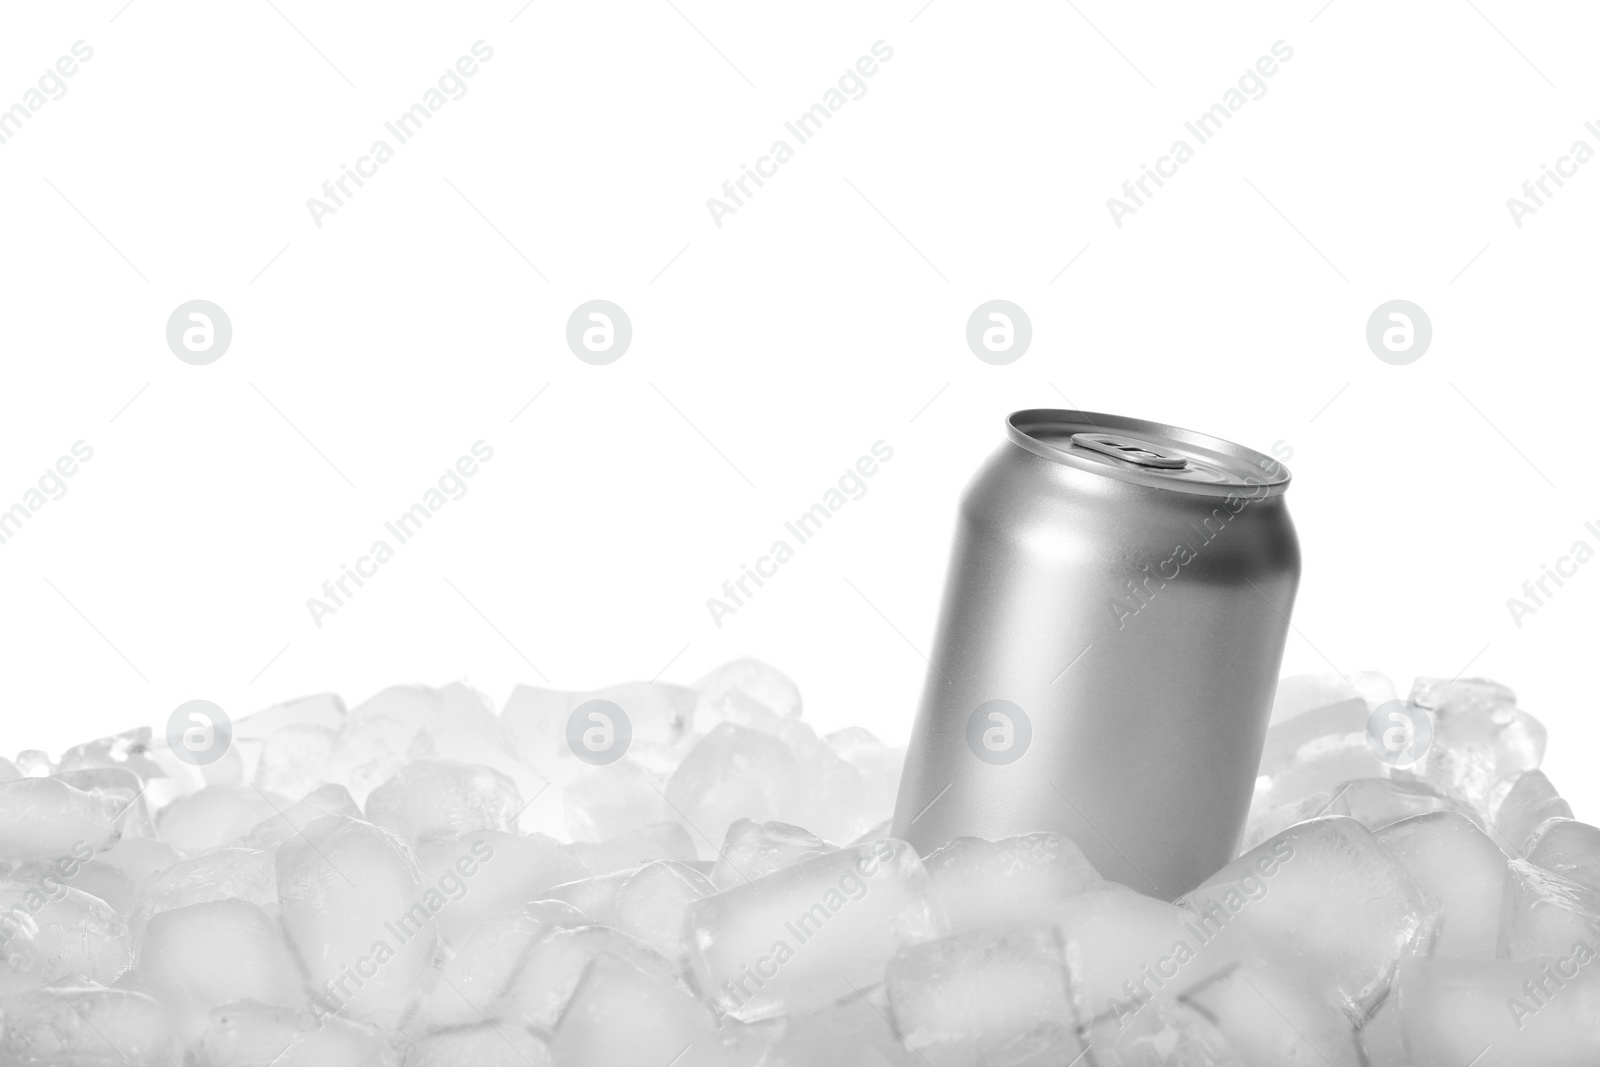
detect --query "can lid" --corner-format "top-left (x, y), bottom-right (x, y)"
top-left (1007, 409), bottom-right (1291, 497)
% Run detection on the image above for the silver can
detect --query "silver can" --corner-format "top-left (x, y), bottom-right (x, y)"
top-left (891, 409), bottom-right (1300, 900)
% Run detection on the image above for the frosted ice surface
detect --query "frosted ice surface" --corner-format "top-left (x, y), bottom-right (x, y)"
top-left (826, 726), bottom-right (906, 834)
top-left (275, 814), bottom-right (437, 1029)
top-left (1395, 954), bottom-right (1600, 1064)
top-left (498, 923), bottom-right (681, 1032)
top-left (158, 785), bottom-right (284, 853)
top-left (667, 723), bottom-right (799, 857)
top-left (1181, 817), bottom-right (1437, 1021)
top-left (253, 723), bottom-right (339, 801)
top-left (0, 878), bottom-right (130, 984)
top-left (563, 759), bottom-right (666, 842)
top-left (56, 765), bottom-right (154, 838)
top-left (1079, 998), bottom-right (1244, 1067)
top-left (924, 832), bottom-right (1102, 935)
top-left (236, 782), bottom-right (360, 849)
top-left (610, 859), bottom-right (717, 962)
top-left (1376, 811), bottom-right (1507, 958)
top-left (1270, 671), bottom-right (1395, 726)
top-left (1499, 857), bottom-right (1600, 958)
top-left (412, 829), bottom-right (585, 944)
top-left (1527, 818), bottom-right (1600, 892)
top-left (363, 759), bottom-right (521, 847)
top-left (0, 987), bottom-right (174, 1066)
top-left (1252, 699), bottom-right (1391, 814)
top-left (420, 900), bottom-right (586, 1028)
top-left (1411, 677), bottom-right (1545, 811)
top-left (685, 839), bottom-right (946, 1022)
top-left (549, 951), bottom-right (762, 1067)
top-left (777, 719), bottom-right (866, 843)
top-left (1323, 775), bottom-right (1481, 832)
top-left (567, 820), bottom-right (697, 875)
top-left (191, 1000), bottom-right (396, 1067)
top-left (1181, 962), bottom-right (1361, 1066)
top-left (131, 846), bottom-right (278, 943)
top-left (403, 1024), bottom-right (552, 1066)
top-left (885, 924), bottom-right (1071, 1055)
top-left (136, 899), bottom-right (305, 1040)
top-left (711, 818), bottom-right (836, 891)
top-left (1049, 885), bottom-right (1202, 1025)
top-left (1492, 769), bottom-right (1573, 856)
top-left (0, 776), bottom-right (123, 861)
top-left (695, 657), bottom-right (802, 733)
top-left (538, 868), bottom-right (634, 925)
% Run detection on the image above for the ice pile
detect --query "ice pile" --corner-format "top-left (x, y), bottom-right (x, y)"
top-left (1, 665), bottom-right (1597, 1065)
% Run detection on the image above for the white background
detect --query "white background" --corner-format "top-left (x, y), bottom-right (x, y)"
top-left (1, 1), bottom-right (1596, 815)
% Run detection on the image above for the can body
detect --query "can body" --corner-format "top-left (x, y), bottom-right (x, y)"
top-left (891, 410), bottom-right (1300, 900)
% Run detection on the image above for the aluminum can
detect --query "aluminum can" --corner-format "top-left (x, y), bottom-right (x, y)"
top-left (891, 409), bottom-right (1300, 899)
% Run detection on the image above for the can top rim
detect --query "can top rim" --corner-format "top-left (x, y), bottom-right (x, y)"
top-left (1006, 409), bottom-right (1292, 497)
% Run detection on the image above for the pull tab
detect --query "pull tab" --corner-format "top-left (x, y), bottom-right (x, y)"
top-left (1069, 432), bottom-right (1189, 470)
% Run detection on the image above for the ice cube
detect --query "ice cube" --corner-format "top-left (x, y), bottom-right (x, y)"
top-left (11, 856), bottom-right (137, 917)
top-left (498, 923), bottom-right (681, 1031)
top-left (567, 820), bottom-right (697, 875)
top-left (58, 725), bottom-right (166, 780)
top-left (403, 1024), bottom-right (553, 1066)
top-left (235, 782), bottom-right (361, 849)
top-left (539, 869), bottom-right (634, 924)
top-left (563, 759), bottom-right (667, 842)
top-left (548, 952), bottom-right (760, 1066)
top-left (1180, 961), bottom-right (1361, 1066)
top-left (228, 692), bottom-right (345, 790)
top-left (502, 682), bottom-right (694, 778)
top-left (1049, 885), bottom-right (1204, 1026)
top-left (666, 723), bottom-right (798, 858)
top-left (1527, 818), bottom-right (1600, 892)
top-left (0, 878), bottom-right (131, 984)
top-left (420, 900), bottom-right (587, 1028)
top-left (1410, 676), bottom-right (1518, 724)
top-left (924, 832), bottom-right (1102, 935)
top-left (95, 836), bottom-right (179, 889)
top-left (1357, 995), bottom-right (1405, 1067)
top-left (1395, 954), bottom-right (1600, 1064)
top-left (685, 839), bottom-right (946, 1022)
top-left (695, 657), bottom-right (802, 732)
top-left (1078, 998), bottom-right (1243, 1067)
top-left (610, 859), bottom-right (717, 962)
top-left (826, 727), bottom-right (906, 834)
top-left (0, 987), bottom-right (174, 1066)
top-left (131, 846), bottom-right (278, 943)
top-left (1411, 677), bottom-right (1543, 811)
top-left (413, 829), bottom-right (586, 945)
top-left (276, 814), bottom-right (437, 1029)
top-left (56, 766), bottom-right (155, 839)
top-left (1322, 775), bottom-right (1481, 831)
top-left (776, 720), bottom-right (866, 843)
top-left (711, 819), bottom-right (836, 891)
top-left (364, 759), bottom-right (521, 847)
top-left (884, 924), bottom-right (1071, 1056)
top-left (1252, 699), bottom-right (1391, 813)
top-left (0, 776), bottom-right (123, 861)
top-left (136, 899), bottom-right (306, 1040)
top-left (1270, 671), bottom-right (1395, 725)
top-left (1376, 811), bottom-right (1507, 958)
top-left (1238, 793), bottom-right (1335, 854)
top-left (158, 785), bottom-right (283, 853)
top-left (1181, 817), bottom-right (1437, 1021)
top-left (1493, 769), bottom-right (1573, 856)
top-left (1499, 858), bottom-right (1600, 958)
top-left (253, 723), bottom-right (339, 801)
top-left (191, 999), bottom-right (396, 1067)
